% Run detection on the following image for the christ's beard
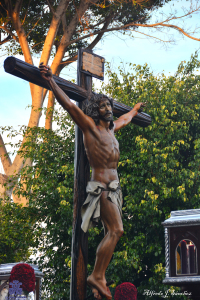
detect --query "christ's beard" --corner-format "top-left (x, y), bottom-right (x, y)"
top-left (100, 112), bottom-right (113, 122)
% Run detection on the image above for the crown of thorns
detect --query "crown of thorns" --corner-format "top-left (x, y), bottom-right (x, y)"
top-left (82, 93), bottom-right (113, 116)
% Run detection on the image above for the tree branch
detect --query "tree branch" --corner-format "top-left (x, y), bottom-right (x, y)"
top-left (5, 1), bottom-right (34, 99)
top-left (12, 158), bottom-right (32, 207)
top-left (4, 0), bottom-right (12, 16)
top-left (0, 26), bottom-right (19, 42)
top-left (5, 0), bottom-right (33, 65)
top-left (26, 15), bottom-right (42, 38)
top-left (0, 173), bottom-right (12, 199)
top-left (46, 0), bottom-right (56, 15)
top-left (51, 0), bottom-right (99, 73)
top-left (39, 0), bottom-right (70, 65)
top-left (153, 23), bottom-right (200, 41)
top-left (45, 91), bottom-right (55, 130)
top-left (133, 30), bottom-right (172, 43)
top-left (0, 134), bottom-right (12, 175)
top-left (0, 34), bottom-right (11, 45)
top-left (59, 54), bottom-right (78, 71)
top-left (42, 88), bottom-right (48, 105)
top-left (58, 12), bottom-right (115, 72)
top-left (22, 0), bottom-right (31, 25)
top-left (56, 6), bottom-right (200, 73)
top-left (13, 0), bottom-right (24, 14)
top-left (61, 11), bottom-right (67, 32)
top-left (87, 11), bottom-right (115, 49)
top-left (64, 12), bottom-right (200, 49)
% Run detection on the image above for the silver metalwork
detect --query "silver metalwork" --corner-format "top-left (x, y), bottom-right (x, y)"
top-left (165, 227), bottom-right (170, 277)
top-left (39, 278), bottom-right (43, 300)
top-left (163, 276), bottom-right (200, 285)
top-left (162, 209), bottom-right (200, 227)
top-left (162, 209), bottom-right (200, 288)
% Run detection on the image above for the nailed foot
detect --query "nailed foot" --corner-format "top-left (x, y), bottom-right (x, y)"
top-left (87, 275), bottom-right (112, 300)
top-left (91, 287), bottom-right (102, 299)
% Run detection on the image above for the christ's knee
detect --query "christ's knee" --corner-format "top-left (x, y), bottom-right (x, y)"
top-left (110, 227), bottom-right (124, 240)
top-left (117, 228), bottom-right (124, 238)
top-left (119, 228), bottom-right (124, 238)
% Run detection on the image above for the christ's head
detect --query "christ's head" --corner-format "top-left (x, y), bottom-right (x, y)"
top-left (84, 94), bottom-right (114, 129)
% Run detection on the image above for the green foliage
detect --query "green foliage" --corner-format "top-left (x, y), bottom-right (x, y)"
top-left (19, 110), bottom-right (75, 299)
top-left (2, 53), bottom-right (200, 299)
top-left (0, 109), bottom-right (75, 299)
top-left (0, 199), bottom-right (35, 264)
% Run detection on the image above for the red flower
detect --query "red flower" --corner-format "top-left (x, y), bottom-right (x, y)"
top-left (114, 282), bottom-right (137, 300)
top-left (9, 263), bottom-right (35, 293)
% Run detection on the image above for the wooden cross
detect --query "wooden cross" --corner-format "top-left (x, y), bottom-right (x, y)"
top-left (4, 50), bottom-right (151, 300)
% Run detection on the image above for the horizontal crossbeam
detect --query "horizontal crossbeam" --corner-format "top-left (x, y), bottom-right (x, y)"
top-left (4, 57), bottom-right (87, 102)
top-left (4, 57), bottom-right (151, 127)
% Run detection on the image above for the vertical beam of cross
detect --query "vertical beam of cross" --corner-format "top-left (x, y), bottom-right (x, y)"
top-left (70, 50), bottom-right (92, 300)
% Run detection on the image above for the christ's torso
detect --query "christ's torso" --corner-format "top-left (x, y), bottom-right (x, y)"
top-left (83, 126), bottom-right (119, 184)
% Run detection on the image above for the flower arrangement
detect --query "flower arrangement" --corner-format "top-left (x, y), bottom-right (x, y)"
top-left (9, 263), bottom-right (35, 295)
top-left (114, 282), bottom-right (137, 300)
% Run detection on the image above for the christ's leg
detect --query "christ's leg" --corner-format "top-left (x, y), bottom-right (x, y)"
top-left (87, 191), bottom-right (123, 299)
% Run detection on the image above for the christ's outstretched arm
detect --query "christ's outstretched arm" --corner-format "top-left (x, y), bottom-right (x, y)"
top-left (114, 102), bottom-right (145, 132)
top-left (39, 63), bottom-right (94, 133)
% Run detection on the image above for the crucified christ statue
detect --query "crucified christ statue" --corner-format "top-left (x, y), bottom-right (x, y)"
top-left (39, 62), bottom-right (145, 300)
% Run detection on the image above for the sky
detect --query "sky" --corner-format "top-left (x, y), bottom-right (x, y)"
top-left (0, 0), bottom-right (200, 172)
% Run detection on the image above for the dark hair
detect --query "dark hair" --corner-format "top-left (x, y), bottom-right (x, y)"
top-left (83, 93), bottom-right (114, 129)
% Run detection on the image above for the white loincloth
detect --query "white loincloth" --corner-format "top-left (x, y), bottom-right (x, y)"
top-left (81, 180), bottom-right (123, 233)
